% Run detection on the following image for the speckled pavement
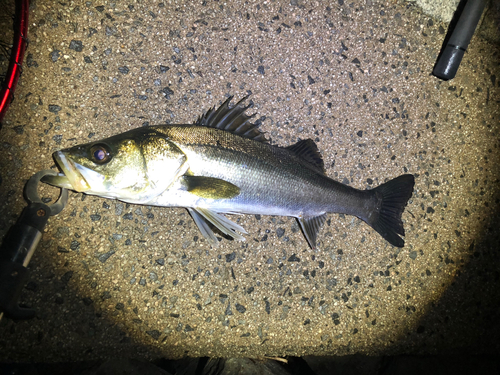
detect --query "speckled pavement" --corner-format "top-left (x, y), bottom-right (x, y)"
top-left (0, 0), bottom-right (499, 361)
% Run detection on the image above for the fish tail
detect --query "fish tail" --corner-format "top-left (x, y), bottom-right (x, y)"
top-left (366, 174), bottom-right (415, 247)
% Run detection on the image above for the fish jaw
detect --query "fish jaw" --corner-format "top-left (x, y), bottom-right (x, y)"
top-left (44, 151), bottom-right (91, 192)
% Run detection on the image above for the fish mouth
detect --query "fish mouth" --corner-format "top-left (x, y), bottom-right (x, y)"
top-left (42, 151), bottom-right (91, 192)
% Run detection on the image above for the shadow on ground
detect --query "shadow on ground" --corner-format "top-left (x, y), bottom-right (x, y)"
top-left (1, 354), bottom-right (500, 375)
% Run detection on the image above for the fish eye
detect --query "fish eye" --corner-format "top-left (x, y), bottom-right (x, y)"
top-left (90, 144), bottom-right (112, 164)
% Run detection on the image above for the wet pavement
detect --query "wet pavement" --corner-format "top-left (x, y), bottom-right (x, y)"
top-left (1, 0), bottom-right (499, 362)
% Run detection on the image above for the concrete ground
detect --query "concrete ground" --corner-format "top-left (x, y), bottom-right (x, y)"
top-left (1, 0), bottom-right (499, 362)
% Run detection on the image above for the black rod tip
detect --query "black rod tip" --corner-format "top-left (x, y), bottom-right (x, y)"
top-left (432, 45), bottom-right (466, 81)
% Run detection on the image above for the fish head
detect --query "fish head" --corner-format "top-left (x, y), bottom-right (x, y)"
top-left (43, 128), bottom-right (187, 202)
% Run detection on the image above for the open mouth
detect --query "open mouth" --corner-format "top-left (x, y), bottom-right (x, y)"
top-left (42, 151), bottom-right (91, 192)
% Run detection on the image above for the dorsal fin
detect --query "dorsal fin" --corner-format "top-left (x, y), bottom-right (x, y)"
top-left (286, 139), bottom-right (326, 174)
top-left (195, 96), bottom-right (267, 142)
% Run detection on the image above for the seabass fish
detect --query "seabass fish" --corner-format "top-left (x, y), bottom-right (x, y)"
top-left (43, 97), bottom-right (415, 248)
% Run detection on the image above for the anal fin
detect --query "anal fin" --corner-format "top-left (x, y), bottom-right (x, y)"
top-left (297, 213), bottom-right (327, 249)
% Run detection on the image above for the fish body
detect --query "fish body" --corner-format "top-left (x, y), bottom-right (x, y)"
top-left (44, 97), bottom-right (415, 248)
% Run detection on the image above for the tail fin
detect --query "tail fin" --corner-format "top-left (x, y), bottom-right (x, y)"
top-left (367, 174), bottom-right (415, 247)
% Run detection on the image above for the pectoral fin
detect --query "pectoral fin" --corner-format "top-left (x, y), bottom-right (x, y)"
top-left (189, 207), bottom-right (247, 246)
top-left (297, 213), bottom-right (327, 249)
top-left (182, 176), bottom-right (240, 199)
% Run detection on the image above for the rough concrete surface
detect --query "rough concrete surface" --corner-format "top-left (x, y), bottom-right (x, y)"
top-left (408, 0), bottom-right (459, 22)
top-left (0, 0), bottom-right (499, 362)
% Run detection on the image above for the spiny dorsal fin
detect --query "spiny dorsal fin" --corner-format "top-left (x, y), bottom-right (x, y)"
top-left (286, 139), bottom-right (326, 174)
top-left (297, 213), bottom-right (327, 249)
top-left (195, 96), bottom-right (267, 142)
